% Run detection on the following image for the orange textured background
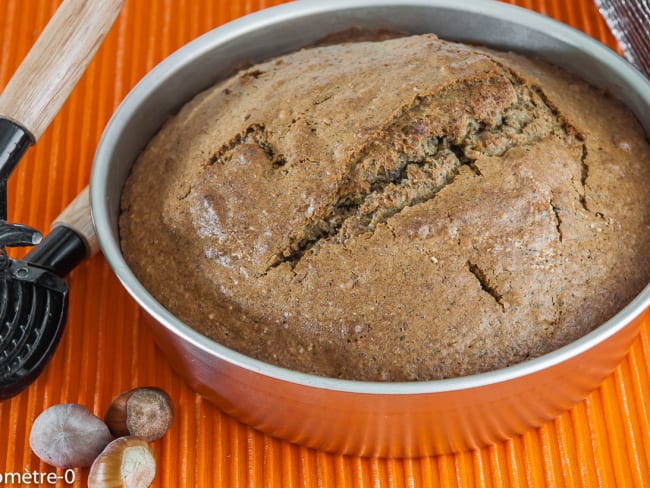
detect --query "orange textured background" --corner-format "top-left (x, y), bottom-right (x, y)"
top-left (1, 0), bottom-right (649, 486)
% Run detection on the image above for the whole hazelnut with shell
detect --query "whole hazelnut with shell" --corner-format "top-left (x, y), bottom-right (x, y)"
top-left (29, 403), bottom-right (112, 468)
top-left (88, 436), bottom-right (156, 488)
top-left (104, 387), bottom-right (173, 442)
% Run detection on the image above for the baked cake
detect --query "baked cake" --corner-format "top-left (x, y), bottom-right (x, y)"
top-left (119, 33), bottom-right (650, 381)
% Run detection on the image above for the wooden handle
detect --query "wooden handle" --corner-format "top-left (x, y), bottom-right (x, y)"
top-left (0, 0), bottom-right (125, 141)
top-left (52, 186), bottom-right (99, 257)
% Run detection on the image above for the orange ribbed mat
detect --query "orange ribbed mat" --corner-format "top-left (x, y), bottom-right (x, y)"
top-left (1, 0), bottom-right (649, 486)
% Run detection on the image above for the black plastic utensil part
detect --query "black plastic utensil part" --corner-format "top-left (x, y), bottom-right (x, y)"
top-left (0, 226), bottom-right (87, 400)
top-left (0, 118), bottom-right (33, 222)
top-left (0, 0), bottom-right (125, 400)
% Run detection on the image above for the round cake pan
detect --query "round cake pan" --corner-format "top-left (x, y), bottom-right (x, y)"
top-left (91, 0), bottom-right (650, 457)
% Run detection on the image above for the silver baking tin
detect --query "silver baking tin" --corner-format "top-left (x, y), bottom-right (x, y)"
top-left (91, 0), bottom-right (650, 457)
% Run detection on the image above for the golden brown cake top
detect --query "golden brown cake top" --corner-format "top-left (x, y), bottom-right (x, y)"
top-left (120, 34), bottom-right (650, 381)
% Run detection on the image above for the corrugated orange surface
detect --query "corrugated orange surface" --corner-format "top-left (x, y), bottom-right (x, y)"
top-left (0, 0), bottom-right (648, 486)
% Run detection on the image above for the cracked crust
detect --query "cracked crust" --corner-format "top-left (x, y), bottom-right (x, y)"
top-left (120, 34), bottom-right (650, 381)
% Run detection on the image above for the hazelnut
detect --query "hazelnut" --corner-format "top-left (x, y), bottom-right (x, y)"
top-left (29, 403), bottom-right (112, 468)
top-left (88, 437), bottom-right (156, 488)
top-left (104, 387), bottom-right (173, 442)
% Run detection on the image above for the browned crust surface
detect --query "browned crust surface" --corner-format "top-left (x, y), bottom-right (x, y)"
top-left (120, 34), bottom-right (650, 381)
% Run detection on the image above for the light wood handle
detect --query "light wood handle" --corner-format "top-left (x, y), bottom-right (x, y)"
top-left (52, 186), bottom-right (99, 257)
top-left (0, 0), bottom-right (125, 141)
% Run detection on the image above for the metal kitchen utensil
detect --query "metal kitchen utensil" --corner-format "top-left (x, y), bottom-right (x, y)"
top-left (0, 0), bottom-right (124, 399)
top-left (0, 188), bottom-right (96, 399)
top-left (595, 0), bottom-right (650, 78)
top-left (0, 188), bottom-right (97, 399)
top-left (0, 187), bottom-right (98, 400)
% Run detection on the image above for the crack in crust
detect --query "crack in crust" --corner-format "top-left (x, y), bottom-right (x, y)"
top-left (208, 123), bottom-right (287, 168)
top-left (200, 60), bottom-right (591, 274)
top-left (265, 68), bottom-right (583, 271)
top-left (467, 261), bottom-right (505, 310)
top-left (550, 199), bottom-right (563, 242)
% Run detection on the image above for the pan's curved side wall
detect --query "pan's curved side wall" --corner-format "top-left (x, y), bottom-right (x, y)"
top-left (144, 309), bottom-right (647, 457)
